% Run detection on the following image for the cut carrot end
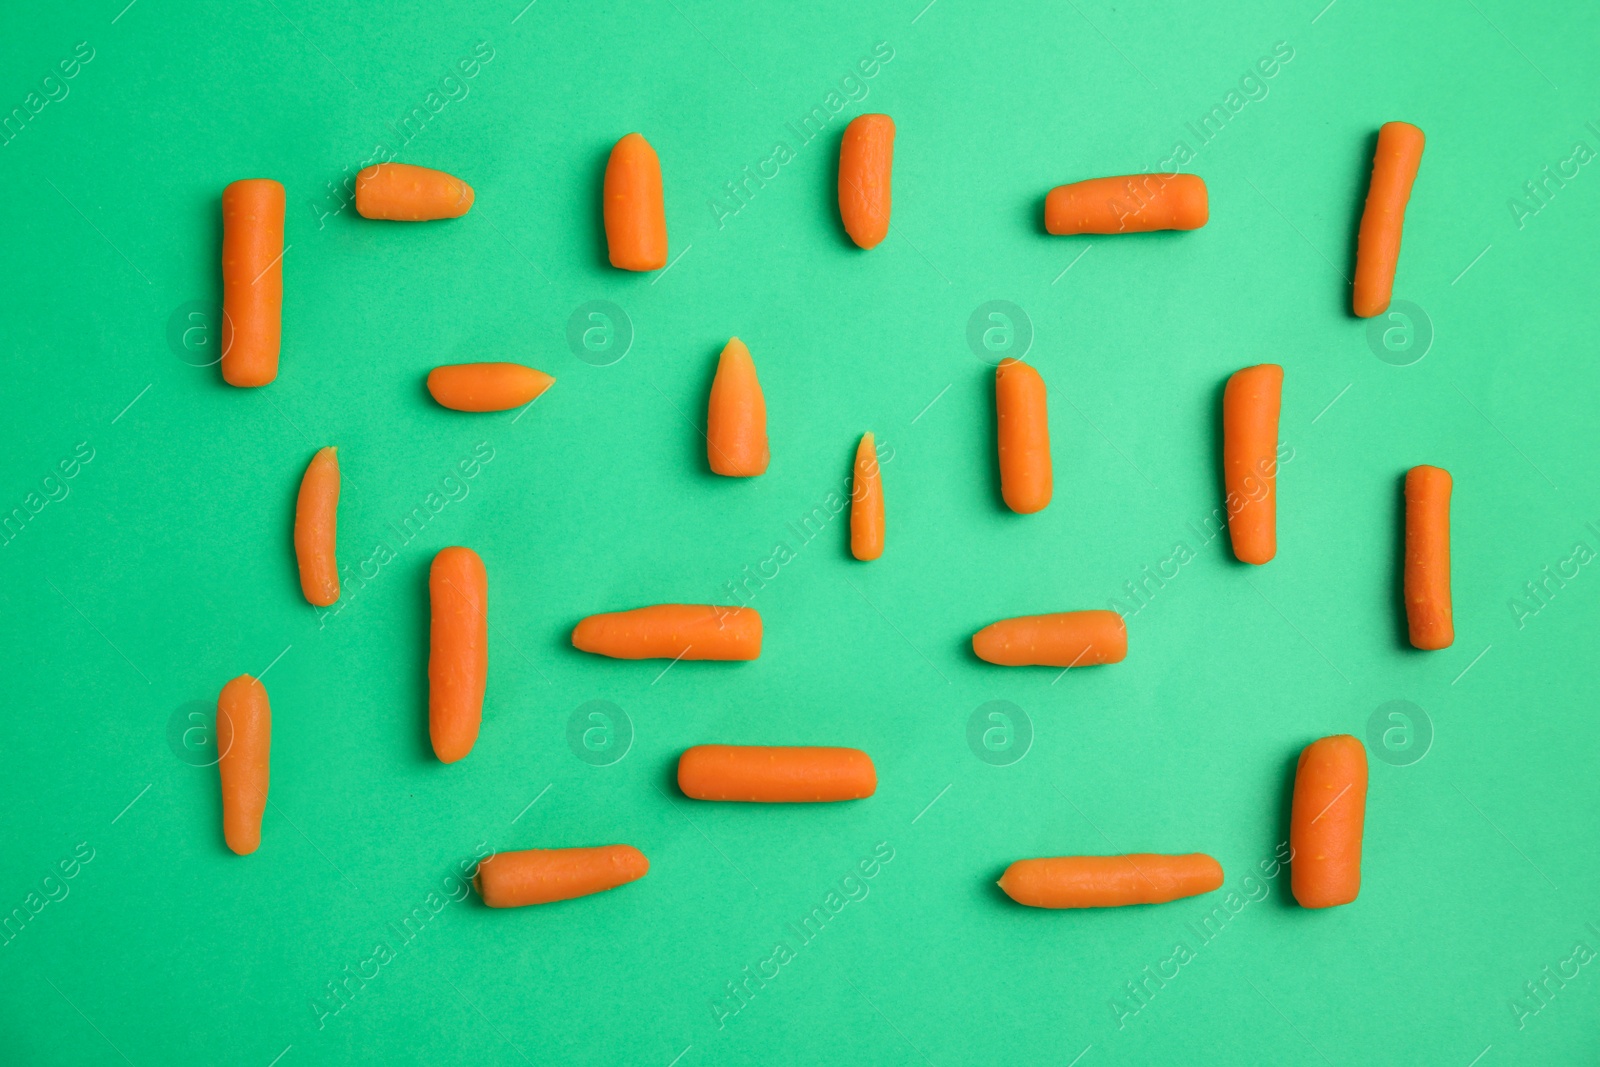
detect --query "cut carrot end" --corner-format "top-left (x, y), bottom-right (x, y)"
top-left (427, 363), bottom-right (555, 412)
top-left (1222, 364), bottom-right (1283, 565)
top-left (604, 133), bottom-right (668, 271)
top-left (1404, 464), bottom-right (1453, 650)
top-left (1045, 174), bottom-right (1208, 235)
top-left (678, 745), bottom-right (877, 803)
top-left (1352, 122), bottom-right (1425, 318)
top-left (972, 610), bottom-right (1126, 668)
top-left (1000, 854), bottom-right (1223, 908)
top-left (355, 163), bottom-right (475, 221)
top-left (571, 604), bottom-right (761, 661)
top-left (1290, 735), bottom-right (1368, 908)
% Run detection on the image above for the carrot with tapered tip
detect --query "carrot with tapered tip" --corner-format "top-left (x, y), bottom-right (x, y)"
top-left (572, 605), bottom-right (761, 660)
top-left (706, 338), bottom-right (768, 476)
top-left (1045, 174), bottom-right (1208, 234)
top-left (356, 163), bottom-right (474, 220)
top-left (850, 433), bottom-right (884, 560)
top-left (972, 611), bottom-right (1125, 667)
top-left (999, 854), bottom-right (1223, 907)
top-left (603, 133), bottom-right (667, 270)
top-left (294, 447), bottom-right (340, 606)
top-left (475, 845), bottom-right (649, 907)
top-left (427, 363), bottom-right (554, 412)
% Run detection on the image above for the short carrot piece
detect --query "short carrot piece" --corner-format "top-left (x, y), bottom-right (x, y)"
top-left (220, 179), bottom-right (285, 387)
top-left (1353, 122), bottom-right (1425, 318)
top-left (1223, 364), bottom-right (1284, 565)
top-left (1290, 734), bottom-right (1369, 908)
top-left (1404, 465), bottom-right (1453, 650)
top-left (838, 113), bottom-right (895, 249)
top-left (850, 432), bottom-right (885, 561)
top-left (217, 674), bottom-right (271, 856)
top-left (572, 604), bottom-right (761, 661)
top-left (678, 745), bottom-right (877, 803)
top-left (603, 132), bottom-right (668, 271)
top-left (999, 854), bottom-right (1223, 908)
top-left (972, 610), bottom-right (1126, 668)
top-left (429, 547), bottom-right (487, 763)
top-left (355, 162), bottom-right (475, 220)
top-left (475, 845), bottom-right (649, 908)
top-left (996, 357), bottom-right (1051, 514)
top-left (1045, 174), bottom-right (1208, 235)
top-left (706, 338), bottom-right (768, 477)
top-left (294, 447), bottom-right (340, 607)
top-left (427, 363), bottom-right (554, 413)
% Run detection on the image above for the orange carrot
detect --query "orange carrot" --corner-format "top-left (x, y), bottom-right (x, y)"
top-left (1353, 122), bottom-right (1425, 318)
top-left (850, 432), bottom-right (885, 561)
top-left (294, 447), bottom-right (340, 607)
top-left (572, 604), bottom-right (761, 661)
top-left (677, 745), bottom-right (876, 802)
top-left (1404, 465), bottom-right (1453, 650)
top-left (838, 113), bottom-right (895, 249)
top-left (427, 363), bottom-right (554, 413)
top-left (603, 132), bottom-right (668, 271)
top-left (706, 338), bottom-right (768, 476)
top-left (1045, 174), bottom-right (1208, 235)
top-left (355, 162), bottom-right (474, 220)
top-left (429, 547), bottom-right (486, 763)
top-left (999, 854), bottom-right (1223, 908)
top-left (996, 357), bottom-right (1051, 514)
top-left (220, 179), bottom-right (285, 387)
top-left (1290, 734), bottom-right (1368, 908)
top-left (217, 674), bottom-right (270, 856)
top-left (474, 845), bottom-right (648, 908)
top-left (972, 610), bottom-right (1126, 668)
top-left (1223, 364), bottom-right (1284, 565)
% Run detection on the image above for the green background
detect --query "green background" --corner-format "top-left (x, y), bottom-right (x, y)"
top-left (2, 0), bottom-right (1596, 1063)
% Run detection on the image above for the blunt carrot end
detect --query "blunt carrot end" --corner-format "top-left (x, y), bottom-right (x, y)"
top-left (427, 363), bottom-right (555, 413)
top-left (972, 610), bottom-right (1126, 668)
top-left (1290, 735), bottom-right (1369, 908)
top-left (475, 845), bottom-right (649, 907)
top-left (850, 432), bottom-right (885, 561)
top-left (678, 745), bottom-right (877, 803)
top-left (604, 133), bottom-right (668, 271)
top-left (1045, 174), bottom-right (1208, 235)
top-left (218, 674), bottom-right (270, 856)
top-left (572, 604), bottom-right (761, 661)
top-left (995, 358), bottom-right (1051, 513)
top-left (1404, 464), bottom-right (1453, 650)
top-left (294, 447), bottom-right (341, 607)
top-left (355, 163), bottom-right (475, 220)
top-left (838, 114), bottom-right (895, 249)
top-left (220, 179), bottom-right (286, 388)
top-left (1353, 122), bottom-right (1425, 318)
top-left (1223, 364), bottom-right (1284, 565)
top-left (429, 547), bottom-right (487, 763)
top-left (706, 338), bottom-right (769, 477)
top-left (999, 854), bottom-right (1223, 908)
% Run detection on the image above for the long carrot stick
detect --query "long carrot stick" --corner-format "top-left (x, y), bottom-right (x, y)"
top-left (1290, 734), bottom-right (1368, 908)
top-left (603, 132), bottom-right (668, 271)
top-left (294, 447), bottom-right (340, 607)
top-left (1223, 363), bottom-right (1284, 565)
top-left (220, 179), bottom-right (285, 387)
top-left (355, 162), bottom-right (474, 220)
top-left (1353, 122), bottom-right (1425, 318)
top-left (850, 432), bottom-right (884, 561)
top-left (706, 338), bottom-right (768, 476)
top-left (972, 610), bottom-right (1126, 667)
top-left (999, 854), bottom-right (1223, 908)
top-left (474, 845), bottom-right (649, 907)
top-left (1404, 464), bottom-right (1453, 650)
top-left (429, 547), bottom-right (486, 763)
top-left (677, 745), bottom-right (877, 802)
top-left (1045, 174), bottom-right (1208, 235)
top-left (572, 604), bottom-right (761, 661)
top-left (427, 363), bottom-right (555, 412)
top-left (996, 357), bottom-right (1051, 514)
top-left (218, 674), bottom-right (270, 856)
top-left (838, 113), bottom-right (894, 249)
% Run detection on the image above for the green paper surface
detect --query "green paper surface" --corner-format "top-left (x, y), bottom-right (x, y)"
top-left (2, 0), bottom-right (1597, 1063)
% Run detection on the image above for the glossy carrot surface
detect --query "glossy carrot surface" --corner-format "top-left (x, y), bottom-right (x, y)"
top-left (427, 363), bottom-right (554, 412)
top-left (1353, 122), bottom-right (1425, 318)
top-left (1223, 364), bottom-right (1284, 565)
top-left (429, 547), bottom-right (486, 763)
top-left (1045, 174), bottom-right (1208, 234)
top-left (850, 432), bottom-right (885, 561)
top-left (706, 338), bottom-right (768, 476)
top-left (1404, 464), bottom-right (1453, 650)
top-left (838, 113), bottom-right (894, 249)
top-left (355, 162), bottom-right (474, 220)
top-left (603, 132), bottom-right (668, 270)
top-left (1290, 735), bottom-right (1368, 908)
top-left (220, 179), bottom-right (285, 387)
top-left (972, 610), bottom-right (1126, 668)
top-left (996, 357), bottom-right (1051, 514)
top-left (218, 674), bottom-right (270, 856)
top-left (475, 845), bottom-right (648, 907)
top-left (294, 447), bottom-right (340, 606)
top-left (572, 605), bottom-right (761, 661)
top-left (678, 745), bottom-right (877, 802)
top-left (999, 854), bottom-right (1223, 908)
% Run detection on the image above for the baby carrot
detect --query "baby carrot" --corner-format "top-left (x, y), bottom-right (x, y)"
top-left (427, 363), bottom-right (555, 412)
top-left (220, 179), bottom-right (285, 387)
top-left (999, 854), bottom-right (1223, 908)
top-left (838, 113), bottom-right (894, 249)
top-left (1045, 174), bottom-right (1208, 235)
top-left (572, 604), bottom-right (761, 661)
top-left (1353, 122), bottom-right (1425, 318)
top-left (217, 674), bottom-right (270, 856)
top-left (850, 432), bottom-right (884, 561)
top-left (603, 132), bottom-right (668, 271)
top-left (996, 357), bottom-right (1051, 514)
top-left (1404, 465), bottom-right (1453, 650)
top-left (429, 547), bottom-right (487, 763)
top-left (294, 447), bottom-right (340, 607)
top-left (972, 610), bottom-right (1126, 668)
top-left (475, 845), bottom-right (649, 908)
top-left (677, 745), bottom-right (877, 803)
top-left (706, 338), bottom-right (768, 477)
top-left (355, 162), bottom-right (474, 220)
top-left (1223, 364), bottom-right (1284, 565)
top-left (1290, 734), bottom-right (1368, 908)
